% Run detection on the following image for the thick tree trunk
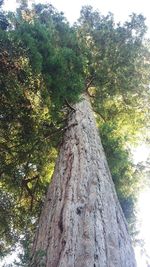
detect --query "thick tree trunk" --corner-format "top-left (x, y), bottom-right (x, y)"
top-left (31, 95), bottom-right (136, 267)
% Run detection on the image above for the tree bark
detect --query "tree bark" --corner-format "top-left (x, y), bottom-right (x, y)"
top-left (31, 95), bottom-right (137, 267)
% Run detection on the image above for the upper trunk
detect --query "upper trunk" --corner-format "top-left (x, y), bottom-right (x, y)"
top-left (31, 95), bottom-right (136, 267)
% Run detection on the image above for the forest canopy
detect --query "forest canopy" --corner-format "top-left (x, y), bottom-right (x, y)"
top-left (0, 0), bottom-right (150, 264)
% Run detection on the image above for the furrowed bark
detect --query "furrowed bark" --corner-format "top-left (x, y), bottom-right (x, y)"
top-left (31, 95), bottom-right (136, 267)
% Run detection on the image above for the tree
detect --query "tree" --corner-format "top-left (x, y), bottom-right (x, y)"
top-left (31, 95), bottom-right (137, 267)
top-left (0, 3), bottom-right (150, 266)
top-left (30, 7), bottom-right (150, 267)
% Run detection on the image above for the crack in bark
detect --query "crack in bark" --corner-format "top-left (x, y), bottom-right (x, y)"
top-left (96, 172), bottom-right (109, 267)
top-left (58, 148), bottom-right (73, 232)
top-left (99, 204), bottom-right (109, 267)
top-left (94, 208), bottom-right (99, 266)
top-left (115, 208), bottom-right (123, 265)
top-left (57, 147), bottom-right (74, 266)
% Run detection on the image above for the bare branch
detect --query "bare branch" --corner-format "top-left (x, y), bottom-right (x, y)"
top-left (85, 77), bottom-right (95, 97)
top-left (93, 109), bottom-right (106, 122)
top-left (65, 98), bottom-right (76, 112)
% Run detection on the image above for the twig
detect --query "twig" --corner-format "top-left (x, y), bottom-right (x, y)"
top-left (23, 175), bottom-right (39, 184)
top-left (85, 77), bottom-right (95, 97)
top-left (93, 109), bottom-right (106, 122)
top-left (65, 98), bottom-right (76, 112)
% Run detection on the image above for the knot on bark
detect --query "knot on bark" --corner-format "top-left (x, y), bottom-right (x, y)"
top-left (76, 206), bottom-right (82, 215)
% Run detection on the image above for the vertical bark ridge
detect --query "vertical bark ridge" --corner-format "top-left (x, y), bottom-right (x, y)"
top-left (31, 95), bottom-right (136, 267)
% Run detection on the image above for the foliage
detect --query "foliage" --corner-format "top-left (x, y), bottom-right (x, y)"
top-left (77, 6), bottom-right (150, 129)
top-left (0, 2), bottom-right (84, 257)
top-left (99, 123), bottom-right (138, 221)
top-left (0, 1), bottom-right (150, 264)
top-left (0, 30), bottom-right (57, 256)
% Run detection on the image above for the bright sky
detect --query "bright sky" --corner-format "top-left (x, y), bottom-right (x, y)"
top-left (3, 0), bottom-right (150, 37)
top-left (2, 0), bottom-right (150, 266)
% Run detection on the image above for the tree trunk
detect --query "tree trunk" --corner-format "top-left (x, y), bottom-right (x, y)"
top-left (31, 95), bottom-right (137, 267)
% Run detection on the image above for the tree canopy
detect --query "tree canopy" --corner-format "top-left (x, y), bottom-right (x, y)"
top-left (0, 1), bottom-right (150, 264)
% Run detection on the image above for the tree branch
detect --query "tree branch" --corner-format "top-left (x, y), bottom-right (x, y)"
top-left (65, 98), bottom-right (76, 112)
top-left (93, 109), bottom-right (106, 122)
top-left (85, 76), bottom-right (95, 97)
top-left (23, 175), bottom-right (39, 184)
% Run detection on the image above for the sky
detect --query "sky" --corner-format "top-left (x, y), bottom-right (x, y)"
top-left (2, 0), bottom-right (150, 266)
top-left (3, 0), bottom-right (150, 37)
